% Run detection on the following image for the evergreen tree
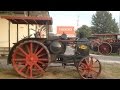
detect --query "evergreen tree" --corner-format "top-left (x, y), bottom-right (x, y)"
top-left (91, 11), bottom-right (119, 34)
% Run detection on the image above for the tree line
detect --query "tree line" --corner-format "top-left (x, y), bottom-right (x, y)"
top-left (76, 11), bottom-right (119, 38)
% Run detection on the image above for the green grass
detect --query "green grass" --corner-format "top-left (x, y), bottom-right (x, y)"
top-left (43, 63), bottom-right (120, 79)
top-left (0, 68), bottom-right (22, 79)
top-left (90, 50), bottom-right (100, 55)
top-left (42, 67), bottom-right (79, 79)
top-left (99, 63), bottom-right (120, 79)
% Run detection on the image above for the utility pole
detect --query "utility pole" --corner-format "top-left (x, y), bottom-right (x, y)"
top-left (77, 15), bottom-right (79, 30)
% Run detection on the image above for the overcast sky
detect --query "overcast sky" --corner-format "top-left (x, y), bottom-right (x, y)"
top-left (49, 11), bottom-right (120, 33)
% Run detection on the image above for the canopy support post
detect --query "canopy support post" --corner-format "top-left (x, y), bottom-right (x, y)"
top-left (7, 21), bottom-right (10, 65)
top-left (17, 24), bottom-right (18, 42)
top-left (28, 11), bottom-right (30, 37)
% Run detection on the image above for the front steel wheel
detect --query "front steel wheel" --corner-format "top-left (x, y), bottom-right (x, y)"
top-left (11, 40), bottom-right (51, 78)
top-left (77, 56), bottom-right (101, 79)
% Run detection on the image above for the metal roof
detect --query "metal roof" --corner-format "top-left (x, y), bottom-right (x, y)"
top-left (0, 16), bottom-right (53, 25)
top-left (92, 34), bottom-right (120, 36)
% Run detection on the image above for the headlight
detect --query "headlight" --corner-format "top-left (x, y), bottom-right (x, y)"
top-left (79, 44), bottom-right (87, 49)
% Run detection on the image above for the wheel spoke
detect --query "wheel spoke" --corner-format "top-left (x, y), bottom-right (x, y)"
top-left (81, 70), bottom-right (87, 76)
top-left (90, 57), bottom-right (94, 65)
top-left (38, 58), bottom-right (48, 62)
top-left (34, 45), bottom-right (39, 54)
top-left (25, 66), bottom-right (30, 74)
top-left (16, 52), bottom-right (25, 57)
top-left (103, 50), bottom-right (107, 54)
top-left (85, 58), bottom-right (89, 66)
top-left (26, 45), bottom-right (30, 54)
top-left (35, 63), bottom-right (45, 73)
top-left (29, 66), bottom-right (33, 78)
top-left (78, 66), bottom-right (87, 70)
top-left (92, 66), bottom-right (99, 68)
top-left (14, 59), bottom-right (26, 62)
top-left (80, 63), bottom-right (87, 68)
top-left (18, 47), bottom-right (28, 56)
top-left (14, 59), bottom-right (26, 65)
top-left (38, 61), bottom-right (45, 65)
top-left (38, 53), bottom-right (46, 58)
top-left (30, 42), bottom-right (33, 53)
top-left (91, 69), bottom-right (98, 74)
top-left (86, 70), bottom-right (90, 78)
top-left (36, 47), bottom-right (44, 56)
top-left (19, 64), bottom-right (28, 72)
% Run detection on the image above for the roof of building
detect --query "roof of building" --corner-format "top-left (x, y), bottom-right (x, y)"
top-left (0, 16), bottom-right (53, 25)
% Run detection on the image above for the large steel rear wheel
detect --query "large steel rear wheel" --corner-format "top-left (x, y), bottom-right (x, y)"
top-left (98, 42), bottom-right (112, 55)
top-left (11, 40), bottom-right (51, 78)
top-left (77, 56), bottom-right (101, 79)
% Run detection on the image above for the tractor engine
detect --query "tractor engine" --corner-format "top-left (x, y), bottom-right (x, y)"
top-left (48, 33), bottom-right (67, 55)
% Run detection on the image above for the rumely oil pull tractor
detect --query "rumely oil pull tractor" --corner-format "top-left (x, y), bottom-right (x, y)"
top-left (0, 16), bottom-right (101, 79)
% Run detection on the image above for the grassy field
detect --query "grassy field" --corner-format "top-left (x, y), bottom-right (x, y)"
top-left (0, 62), bottom-right (120, 79)
top-left (99, 62), bottom-right (120, 79)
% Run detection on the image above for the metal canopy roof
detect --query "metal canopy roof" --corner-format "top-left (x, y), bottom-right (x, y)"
top-left (92, 34), bottom-right (120, 36)
top-left (0, 16), bottom-right (53, 25)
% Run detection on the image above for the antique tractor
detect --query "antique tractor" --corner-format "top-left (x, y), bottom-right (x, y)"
top-left (89, 34), bottom-right (120, 55)
top-left (1, 16), bottom-right (101, 79)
